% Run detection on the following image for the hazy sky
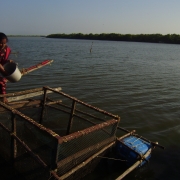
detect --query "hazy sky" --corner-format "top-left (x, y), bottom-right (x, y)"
top-left (1, 0), bottom-right (180, 35)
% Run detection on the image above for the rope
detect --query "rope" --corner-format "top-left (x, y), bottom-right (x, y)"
top-left (48, 174), bottom-right (55, 180)
top-left (131, 136), bottom-right (142, 145)
top-left (97, 156), bottom-right (127, 162)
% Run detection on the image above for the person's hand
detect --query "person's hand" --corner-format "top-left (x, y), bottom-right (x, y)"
top-left (8, 59), bottom-right (14, 63)
top-left (0, 64), bottom-right (7, 76)
top-left (0, 64), bottom-right (4, 72)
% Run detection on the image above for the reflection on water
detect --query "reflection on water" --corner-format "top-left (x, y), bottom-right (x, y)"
top-left (5, 37), bottom-right (180, 179)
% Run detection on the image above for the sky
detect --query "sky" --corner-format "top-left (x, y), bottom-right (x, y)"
top-left (1, 0), bottom-right (180, 36)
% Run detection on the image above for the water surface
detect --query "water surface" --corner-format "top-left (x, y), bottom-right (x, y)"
top-left (7, 37), bottom-right (180, 179)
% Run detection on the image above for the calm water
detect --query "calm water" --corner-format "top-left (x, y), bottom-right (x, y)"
top-left (7, 37), bottom-right (180, 179)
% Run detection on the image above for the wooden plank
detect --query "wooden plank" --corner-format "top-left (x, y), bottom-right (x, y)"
top-left (39, 88), bottom-right (47, 124)
top-left (59, 139), bottom-right (116, 180)
top-left (117, 130), bottom-right (136, 141)
top-left (0, 87), bottom-right (44, 97)
top-left (0, 100), bottom-right (41, 112)
top-left (66, 100), bottom-right (76, 135)
top-left (115, 148), bottom-right (152, 180)
top-left (7, 87), bottom-right (62, 102)
top-left (0, 101), bottom-right (60, 139)
top-left (12, 134), bottom-right (48, 168)
top-left (10, 113), bottom-right (17, 164)
top-left (44, 86), bottom-right (119, 119)
top-left (57, 136), bottom-right (115, 168)
top-left (57, 119), bottom-right (119, 144)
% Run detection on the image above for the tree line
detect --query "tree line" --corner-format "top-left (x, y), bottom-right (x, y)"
top-left (8, 35), bottom-right (45, 37)
top-left (46, 33), bottom-right (180, 44)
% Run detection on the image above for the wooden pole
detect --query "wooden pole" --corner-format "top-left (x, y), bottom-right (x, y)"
top-left (0, 121), bottom-right (48, 168)
top-left (10, 112), bottom-right (17, 165)
top-left (117, 130), bottom-right (136, 141)
top-left (47, 97), bottom-right (107, 122)
top-left (59, 141), bottom-right (115, 180)
top-left (58, 119), bottom-right (118, 144)
top-left (66, 100), bottom-right (76, 135)
top-left (117, 127), bottom-right (164, 149)
top-left (111, 116), bottom-right (120, 135)
top-left (39, 87), bottom-right (47, 124)
top-left (115, 149), bottom-right (152, 180)
top-left (44, 86), bottom-right (119, 119)
top-left (46, 104), bottom-right (112, 135)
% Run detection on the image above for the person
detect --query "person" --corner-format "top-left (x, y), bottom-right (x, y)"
top-left (0, 32), bottom-right (13, 103)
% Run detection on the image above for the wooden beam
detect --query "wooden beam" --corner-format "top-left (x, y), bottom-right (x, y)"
top-left (44, 86), bottom-right (119, 119)
top-left (59, 140), bottom-right (116, 180)
top-left (0, 101), bottom-right (60, 139)
top-left (0, 100), bottom-right (41, 113)
top-left (57, 137), bottom-right (115, 168)
top-left (39, 88), bottom-right (47, 124)
top-left (7, 87), bottom-right (62, 102)
top-left (66, 100), bottom-right (76, 135)
top-left (115, 149), bottom-right (152, 180)
top-left (10, 113), bottom-right (17, 164)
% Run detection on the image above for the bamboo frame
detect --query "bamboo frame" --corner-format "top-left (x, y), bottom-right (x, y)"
top-left (46, 97), bottom-right (108, 122)
top-left (44, 86), bottom-right (119, 119)
top-left (115, 149), bottom-right (152, 180)
top-left (0, 87), bottom-right (61, 101)
top-left (57, 136), bottom-right (115, 169)
top-left (0, 120), bottom-right (48, 168)
top-left (39, 87), bottom-right (47, 124)
top-left (57, 119), bottom-right (119, 144)
top-left (10, 112), bottom-right (17, 164)
top-left (1, 86), bottom-right (162, 179)
top-left (117, 130), bottom-right (136, 141)
top-left (46, 104), bottom-right (111, 135)
top-left (66, 100), bottom-right (76, 135)
top-left (50, 171), bottom-right (60, 180)
top-left (46, 104), bottom-right (110, 135)
top-left (117, 127), bottom-right (164, 149)
top-left (59, 140), bottom-right (116, 180)
top-left (0, 87), bottom-right (44, 97)
top-left (46, 102), bottom-right (107, 123)
top-left (0, 101), bottom-right (60, 139)
top-left (133, 133), bottom-right (164, 149)
top-left (0, 100), bottom-right (42, 113)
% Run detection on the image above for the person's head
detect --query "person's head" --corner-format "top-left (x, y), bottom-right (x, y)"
top-left (0, 32), bottom-right (8, 49)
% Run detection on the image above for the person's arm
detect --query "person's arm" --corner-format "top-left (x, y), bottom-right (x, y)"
top-left (0, 64), bottom-right (9, 76)
top-left (0, 64), bottom-right (6, 75)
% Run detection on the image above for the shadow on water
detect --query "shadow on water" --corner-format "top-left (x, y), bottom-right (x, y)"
top-left (85, 145), bottom-right (180, 180)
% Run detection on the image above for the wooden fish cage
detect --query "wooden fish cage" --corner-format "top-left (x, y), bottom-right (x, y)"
top-left (0, 86), bottom-right (121, 179)
top-left (0, 86), bottom-right (164, 179)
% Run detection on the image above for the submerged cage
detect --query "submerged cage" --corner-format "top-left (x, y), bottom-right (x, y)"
top-left (0, 86), bottom-right (120, 179)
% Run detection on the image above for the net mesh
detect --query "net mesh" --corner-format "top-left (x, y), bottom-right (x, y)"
top-left (56, 124), bottom-right (117, 177)
top-left (0, 87), bottom-right (120, 179)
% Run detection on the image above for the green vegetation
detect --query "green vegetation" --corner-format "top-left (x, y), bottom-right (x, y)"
top-left (8, 35), bottom-right (45, 37)
top-left (46, 33), bottom-right (180, 44)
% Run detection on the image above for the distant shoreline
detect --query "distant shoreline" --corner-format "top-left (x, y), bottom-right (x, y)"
top-left (8, 33), bottom-right (180, 44)
top-left (8, 35), bottom-right (46, 37)
top-left (46, 33), bottom-right (180, 44)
